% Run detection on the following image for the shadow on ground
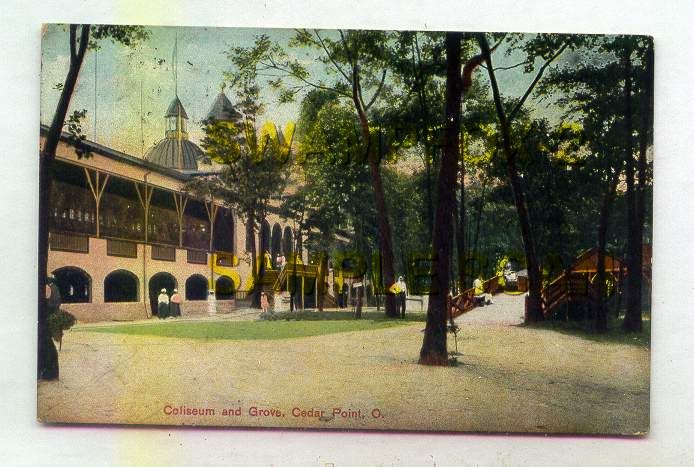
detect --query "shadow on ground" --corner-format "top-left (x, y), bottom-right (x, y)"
top-left (525, 317), bottom-right (650, 348)
top-left (264, 309), bottom-right (427, 323)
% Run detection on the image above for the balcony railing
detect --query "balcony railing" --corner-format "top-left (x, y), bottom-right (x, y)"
top-left (152, 244), bottom-right (176, 262)
top-left (106, 239), bottom-right (137, 258)
top-left (216, 253), bottom-right (234, 267)
top-left (187, 249), bottom-right (207, 265)
top-left (50, 232), bottom-right (89, 253)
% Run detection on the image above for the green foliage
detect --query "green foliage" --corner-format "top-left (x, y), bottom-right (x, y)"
top-left (88, 25), bottom-right (149, 49)
top-left (64, 109), bottom-right (90, 159)
top-left (190, 89), bottom-right (289, 230)
top-left (48, 309), bottom-right (76, 349)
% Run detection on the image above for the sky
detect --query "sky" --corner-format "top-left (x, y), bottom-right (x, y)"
top-left (40, 25), bottom-right (562, 158)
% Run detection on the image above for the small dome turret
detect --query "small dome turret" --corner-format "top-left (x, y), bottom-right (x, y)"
top-left (145, 95), bottom-right (203, 172)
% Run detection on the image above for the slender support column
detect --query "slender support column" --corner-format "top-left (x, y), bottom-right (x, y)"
top-left (134, 180), bottom-right (153, 315)
top-left (173, 193), bottom-right (188, 248)
top-left (84, 168), bottom-right (109, 237)
top-left (301, 276), bottom-right (305, 310)
top-left (204, 200), bottom-right (219, 292)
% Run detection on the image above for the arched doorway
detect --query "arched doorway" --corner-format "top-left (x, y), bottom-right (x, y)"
top-left (148, 272), bottom-right (177, 315)
top-left (216, 276), bottom-right (235, 300)
top-left (104, 270), bottom-right (139, 302)
top-left (52, 266), bottom-right (91, 303)
top-left (186, 274), bottom-right (208, 300)
top-left (271, 223), bottom-right (282, 267)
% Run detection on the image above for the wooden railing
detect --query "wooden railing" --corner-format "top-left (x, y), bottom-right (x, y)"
top-left (151, 244), bottom-right (176, 262)
top-left (187, 249), bottom-right (207, 264)
top-left (449, 275), bottom-right (501, 320)
top-left (106, 238), bottom-right (137, 258)
top-left (540, 271), bottom-right (591, 317)
top-left (215, 253), bottom-right (234, 267)
top-left (235, 290), bottom-right (250, 301)
top-left (273, 263), bottom-right (318, 290)
top-left (50, 232), bottom-right (89, 253)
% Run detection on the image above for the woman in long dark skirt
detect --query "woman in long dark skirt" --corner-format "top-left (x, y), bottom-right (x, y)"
top-left (157, 288), bottom-right (169, 319)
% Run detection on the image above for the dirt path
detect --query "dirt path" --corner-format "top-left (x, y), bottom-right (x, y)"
top-left (38, 299), bottom-right (649, 434)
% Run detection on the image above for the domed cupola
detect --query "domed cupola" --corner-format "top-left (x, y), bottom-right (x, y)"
top-left (145, 95), bottom-right (203, 172)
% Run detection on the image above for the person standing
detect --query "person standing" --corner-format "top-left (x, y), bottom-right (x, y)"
top-left (207, 290), bottom-right (217, 314)
top-left (170, 288), bottom-right (182, 317)
top-left (396, 276), bottom-right (408, 319)
top-left (260, 291), bottom-right (270, 316)
top-left (157, 288), bottom-right (170, 319)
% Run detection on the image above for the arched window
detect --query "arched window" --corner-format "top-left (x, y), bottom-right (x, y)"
top-left (104, 270), bottom-right (139, 302)
top-left (52, 267), bottom-right (91, 303)
top-left (148, 272), bottom-right (177, 315)
top-left (271, 223), bottom-right (282, 267)
top-left (185, 274), bottom-right (208, 300)
top-left (215, 276), bottom-right (235, 300)
top-left (213, 208), bottom-right (234, 253)
top-left (282, 226), bottom-right (293, 257)
top-left (259, 220), bottom-right (271, 257)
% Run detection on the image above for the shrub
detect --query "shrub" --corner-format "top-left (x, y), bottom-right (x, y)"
top-left (48, 309), bottom-right (76, 350)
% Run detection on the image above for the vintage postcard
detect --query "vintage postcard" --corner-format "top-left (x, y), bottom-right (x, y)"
top-left (37, 24), bottom-right (652, 434)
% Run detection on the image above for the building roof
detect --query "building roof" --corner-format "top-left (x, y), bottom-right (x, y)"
top-left (206, 91), bottom-right (242, 122)
top-left (165, 96), bottom-right (189, 119)
top-left (39, 124), bottom-right (192, 182)
top-left (145, 138), bottom-right (202, 171)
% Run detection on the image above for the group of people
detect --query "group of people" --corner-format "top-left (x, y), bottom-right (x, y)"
top-left (262, 251), bottom-right (290, 271)
top-left (156, 288), bottom-right (182, 319)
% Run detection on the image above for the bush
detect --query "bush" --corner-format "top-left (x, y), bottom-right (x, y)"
top-left (48, 309), bottom-right (76, 350)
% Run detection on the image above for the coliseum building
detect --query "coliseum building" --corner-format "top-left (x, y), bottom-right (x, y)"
top-left (44, 90), bottom-right (307, 322)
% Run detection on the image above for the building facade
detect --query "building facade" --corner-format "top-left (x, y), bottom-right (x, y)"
top-left (44, 91), bottom-right (298, 322)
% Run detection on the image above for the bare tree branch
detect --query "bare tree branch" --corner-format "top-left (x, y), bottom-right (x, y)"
top-left (509, 41), bottom-right (569, 122)
top-left (364, 69), bottom-right (387, 111)
top-left (258, 58), bottom-right (352, 99)
top-left (480, 60), bottom-right (532, 72)
top-left (314, 29), bottom-right (351, 82)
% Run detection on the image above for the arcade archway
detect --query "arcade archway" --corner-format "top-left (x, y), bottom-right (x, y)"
top-left (52, 266), bottom-right (91, 303)
top-left (104, 269), bottom-right (139, 302)
top-left (186, 274), bottom-right (208, 300)
top-left (148, 272), bottom-right (177, 315)
top-left (215, 275), bottom-right (235, 300)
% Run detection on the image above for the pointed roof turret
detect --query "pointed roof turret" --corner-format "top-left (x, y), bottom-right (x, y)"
top-left (205, 83), bottom-right (242, 123)
top-left (165, 96), bottom-right (188, 119)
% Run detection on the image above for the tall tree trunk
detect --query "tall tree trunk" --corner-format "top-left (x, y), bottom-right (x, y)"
top-left (456, 132), bottom-right (467, 291)
top-left (39, 24), bottom-right (90, 380)
top-left (595, 168), bottom-right (620, 331)
top-left (359, 117), bottom-right (397, 317)
top-left (419, 32), bottom-right (462, 366)
top-left (478, 35), bottom-right (543, 322)
top-left (424, 156), bottom-right (434, 242)
top-left (413, 33), bottom-right (435, 246)
top-left (350, 61), bottom-right (397, 318)
top-left (622, 45), bottom-right (642, 333)
top-left (246, 212), bottom-right (261, 308)
top-left (629, 39), bottom-right (653, 332)
top-left (471, 173), bottom-right (489, 279)
top-left (317, 252), bottom-right (328, 312)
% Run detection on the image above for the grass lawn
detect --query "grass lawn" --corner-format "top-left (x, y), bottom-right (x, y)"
top-left (76, 318), bottom-right (410, 341)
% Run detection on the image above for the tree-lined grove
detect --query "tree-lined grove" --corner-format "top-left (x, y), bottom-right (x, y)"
top-left (39, 27), bottom-right (653, 379)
